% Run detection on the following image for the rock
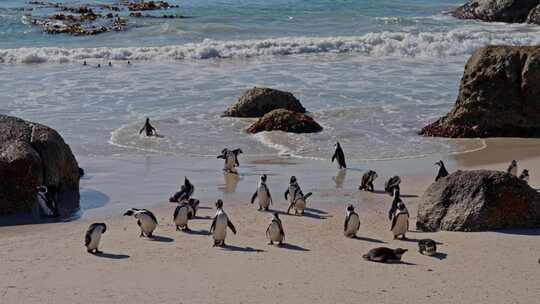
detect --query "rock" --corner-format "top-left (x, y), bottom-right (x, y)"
top-left (0, 115), bottom-right (80, 217)
top-left (420, 46), bottom-right (540, 138)
top-left (416, 170), bottom-right (540, 232)
top-left (246, 109), bottom-right (322, 134)
top-left (527, 5), bottom-right (540, 24)
top-left (224, 87), bottom-right (306, 118)
top-left (451, 0), bottom-right (540, 23)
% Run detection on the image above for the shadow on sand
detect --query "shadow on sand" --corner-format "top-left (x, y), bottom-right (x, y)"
top-left (184, 229), bottom-right (210, 236)
top-left (94, 252), bottom-right (130, 260)
top-left (353, 236), bottom-right (386, 244)
top-left (276, 243), bottom-right (310, 251)
top-left (149, 235), bottom-right (174, 243)
top-left (372, 190), bottom-right (418, 198)
top-left (222, 245), bottom-right (264, 253)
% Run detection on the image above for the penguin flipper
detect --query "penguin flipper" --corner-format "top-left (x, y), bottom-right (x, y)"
top-left (284, 189), bottom-right (289, 200)
top-left (251, 191), bottom-right (257, 204)
top-left (331, 152), bottom-right (337, 163)
top-left (227, 220), bottom-right (237, 234)
top-left (390, 216), bottom-right (397, 231)
top-left (344, 215), bottom-right (349, 232)
top-left (85, 231), bottom-right (92, 247)
top-left (303, 192), bottom-right (313, 200)
top-left (173, 206), bottom-right (180, 220)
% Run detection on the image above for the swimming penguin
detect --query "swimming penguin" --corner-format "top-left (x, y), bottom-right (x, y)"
top-left (384, 175), bottom-right (401, 196)
top-left (359, 170), bottom-right (378, 192)
top-left (85, 223), bottom-right (107, 254)
top-left (507, 160), bottom-right (518, 176)
top-left (97, 64), bottom-right (101, 68)
top-left (169, 177), bottom-right (195, 203)
top-left (210, 199), bottom-right (237, 247)
top-left (251, 174), bottom-right (272, 211)
top-left (390, 201), bottom-right (409, 240)
top-left (434, 160), bottom-right (449, 181)
top-left (108, 61), bottom-right (112, 67)
top-left (173, 202), bottom-right (191, 231)
top-left (344, 204), bottom-right (360, 238)
top-left (331, 142), bottom-right (347, 169)
top-left (139, 117), bottom-right (157, 137)
top-left (217, 148), bottom-right (243, 173)
top-left (127, 60), bottom-right (131, 65)
top-left (418, 239), bottom-right (437, 256)
top-left (83, 60), bottom-right (87, 66)
top-left (519, 169), bottom-right (530, 183)
top-left (266, 212), bottom-right (285, 246)
top-left (362, 247), bottom-right (407, 263)
top-left (123, 208), bottom-right (158, 238)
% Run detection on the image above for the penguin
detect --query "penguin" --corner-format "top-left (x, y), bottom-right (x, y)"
top-left (359, 170), bottom-right (378, 192)
top-left (78, 167), bottom-right (85, 178)
top-left (362, 247), bottom-right (407, 263)
top-left (209, 200), bottom-right (237, 247)
top-left (123, 208), bottom-right (158, 238)
top-left (384, 175), bottom-right (401, 196)
top-left (388, 189), bottom-right (402, 221)
top-left (108, 61), bottom-right (112, 67)
top-left (418, 239), bottom-right (437, 256)
top-left (173, 203), bottom-right (191, 231)
top-left (217, 148), bottom-right (243, 173)
top-left (251, 174), bottom-right (272, 211)
top-left (331, 142), bottom-right (347, 169)
top-left (344, 204), bottom-right (360, 238)
top-left (266, 212), bottom-right (285, 246)
top-left (288, 192), bottom-right (312, 215)
top-left (127, 60), bottom-right (131, 65)
top-left (83, 60), bottom-right (87, 66)
top-left (519, 169), bottom-right (530, 183)
top-left (139, 117), bottom-right (157, 137)
top-left (85, 223), bottom-right (107, 254)
top-left (507, 160), bottom-right (518, 176)
top-left (390, 201), bottom-right (409, 240)
top-left (36, 186), bottom-right (54, 217)
top-left (434, 160), bottom-right (449, 181)
top-left (186, 198), bottom-right (200, 219)
top-left (97, 64), bottom-right (101, 68)
top-left (284, 176), bottom-right (302, 206)
top-left (169, 177), bottom-right (195, 203)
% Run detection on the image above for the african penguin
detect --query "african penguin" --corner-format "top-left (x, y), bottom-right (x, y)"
top-left (173, 203), bottom-right (191, 231)
top-left (288, 192), bottom-right (312, 216)
top-left (507, 160), bottom-right (518, 176)
top-left (362, 247), bottom-right (407, 263)
top-left (418, 239), bottom-right (437, 256)
top-left (266, 212), bottom-right (285, 246)
top-left (186, 198), bottom-right (200, 219)
top-left (284, 176), bottom-right (302, 206)
top-left (390, 201), bottom-right (409, 240)
top-left (217, 148), bottom-right (243, 173)
top-left (123, 208), bottom-right (158, 238)
top-left (251, 174), bottom-right (273, 211)
top-left (169, 177), bottom-right (195, 203)
top-left (434, 160), bottom-right (449, 181)
top-left (344, 204), bottom-right (360, 238)
top-left (210, 200), bottom-right (237, 247)
top-left (384, 175), bottom-right (401, 196)
top-left (36, 186), bottom-right (55, 217)
top-left (85, 223), bottom-right (107, 254)
top-left (359, 170), bottom-right (378, 192)
top-left (519, 169), bottom-right (529, 184)
top-left (331, 142), bottom-right (347, 169)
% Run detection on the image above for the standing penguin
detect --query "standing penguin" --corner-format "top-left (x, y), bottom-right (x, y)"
top-left (217, 148), bottom-right (243, 173)
top-left (384, 176), bottom-right (401, 196)
top-left (507, 160), bottom-right (518, 176)
top-left (434, 160), bottom-right (449, 181)
top-left (519, 169), bottom-right (530, 183)
top-left (359, 170), bottom-right (378, 192)
top-left (284, 176), bottom-right (302, 206)
top-left (390, 201), bottom-right (409, 240)
top-left (251, 174), bottom-right (273, 211)
top-left (287, 192), bottom-right (312, 215)
top-left (36, 186), bottom-right (56, 217)
top-left (266, 212), bottom-right (285, 246)
top-left (388, 189), bottom-right (402, 221)
top-left (344, 204), bottom-right (360, 238)
top-left (123, 208), bottom-right (158, 238)
top-left (210, 200), bottom-right (237, 247)
top-left (331, 142), bottom-right (347, 169)
top-left (173, 203), bottom-right (191, 231)
top-left (85, 223), bottom-right (107, 254)
top-left (169, 177), bottom-right (195, 203)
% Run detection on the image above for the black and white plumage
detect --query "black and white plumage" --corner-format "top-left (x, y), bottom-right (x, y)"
top-left (359, 170), bottom-right (378, 192)
top-left (186, 198), bottom-right (200, 219)
top-left (123, 208), bottom-right (158, 238)
top-left (284, 176), bottom-right (302, 205)
top-left (287, 192), bottom-right (312, 215)
top-left (519, 169), bottom-right (529, 184)
top-left (85, 223), bottom-right (107, 254)
top-left (210, 200), bottom-right (237, 247)
top-left (217, 148), bottom-right (243, 173)
top-left (251, 174), bottom-right (273, 211)
top-left (390, 201), bottom-right (409, 240)
top-left (507, 160), bottom-right (518, 176)
top-left (418, 239), bottom-right (437, 256)
top-left (36, 186), bottom-right (55, 217)
top-left (362, 247), bottom-right (407, 263)
top-left (434, 160), bottom-right (449, 181)
top-left (169, 177), bottom-right (195, 203)
top-left (384, 176), bottom-right (401, 196)
top-left (266, 212), bottom-right (285, 245)
top-left (331, 142), bottom-right (347, 169)
top-left (173, 203), bottom-right (191, 231)
top-left (344, 204), bottom-right (360, 238)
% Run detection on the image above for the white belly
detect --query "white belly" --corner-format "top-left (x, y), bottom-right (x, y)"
top-left (294, 198), bottom-right (306, 212)
top-left (345, 215), bottom-right (360, 236)
top-left (258, 189), bottom-right (270, 208)
top-left (392, 214), bottom-right (409, 236)
top-left (510, 167), bottom-right (517, 176)
top-left (225, 156), bottom-right (236, 171)
top-left (213, 215), bottom-right (228, 241)
top-left (37, 194), bottom-right (53, 216)
top-left (268, 222), bottom-right (283, 242)
top-left (139, 214), bottom-right (157, 234)
top-left (87, 230), bottom-right (102, 250)
top-left (174, 207), bottom-right (189, 227)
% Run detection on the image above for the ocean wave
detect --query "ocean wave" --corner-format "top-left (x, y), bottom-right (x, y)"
top-left (1, 28), bottom-right (539, 64)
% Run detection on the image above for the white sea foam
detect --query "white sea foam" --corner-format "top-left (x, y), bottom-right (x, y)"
top-left (1, 28), bottom-right (539, 64)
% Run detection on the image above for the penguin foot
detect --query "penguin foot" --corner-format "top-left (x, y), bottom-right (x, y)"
top-left (87, 249), bottom-right (94, 254)
top-left (265, 207), bottom-right (269, 211)
top-left (268, 241), bottom-right (273, 245)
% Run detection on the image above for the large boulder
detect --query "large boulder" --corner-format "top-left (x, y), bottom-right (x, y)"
top-left (452, 0), bottom-right (540, 23)
top-left (0, 115), bottom-right (80, 217)
top-left (246, 109), bottom-right (323, 134)
top-left (526, 5), bottom-right (540, 24)
top-left (420, 46), bottom-right (540, 138)
top-left (416, 170), bottom-right (540, 232)
top-left (223, 87), bottom-right (306, 117)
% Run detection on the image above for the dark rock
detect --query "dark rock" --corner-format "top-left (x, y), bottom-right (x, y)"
top-left (420, 46), bottom-right (540, 138)
top-left (452, 0), bottom-right (540, 23)
top-left (527, 5), bottom-right (540, 24)
top-left (246, 109), bottom-right (322, 134)
top-left (224, 87), bottom-right (306, 118)
top-left (0, 115), bottom-right (80, 217)
top-left (416, 170), bottom-right (540, 232)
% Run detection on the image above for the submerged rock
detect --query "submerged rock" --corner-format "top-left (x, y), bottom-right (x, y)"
top-left (416, 170), bottom-right (540, 232)
top-left (224, 87), bottom-right (306, 118)
top-left (420, 46), bottom-right (540, 138)
top-left (246, 109), bottom-right (322, 134)
top-left (451, 0), bottom-right (540, 23)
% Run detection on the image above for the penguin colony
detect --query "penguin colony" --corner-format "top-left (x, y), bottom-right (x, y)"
top-left (83, 143), bottom-right (525, 264)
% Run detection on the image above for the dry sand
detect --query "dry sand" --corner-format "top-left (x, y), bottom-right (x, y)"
top-left (1, 140), bottom-right (540, 304)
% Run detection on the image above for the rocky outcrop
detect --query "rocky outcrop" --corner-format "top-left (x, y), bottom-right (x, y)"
top-left (246, 109), bottom-right (322, 134)
top-left (224, 87), bottom-right (306, 118)
top-left (420, 46), bottom-right (540, 138)
top-left (416, 170), bottom-right (540, 232)
top-left (0, 115), bottom-right (80, 217)
top-left (452, 0), bottom-right (540, 23)
top-left (526, 5), bottom-right (540, 24)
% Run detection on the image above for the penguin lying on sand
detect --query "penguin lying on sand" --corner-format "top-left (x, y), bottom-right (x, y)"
top-left (384, 176), bottom-right (401, 196)
top-left (418, 239), bottom-right (437, 256)
top-left (363, 247), bottom-right (407, 263)
top-left (210, 200), bottom-right (237, 247)
top-left (123, 208), bottom-right (158, 238)
top-left (331, 142), bottom-right (347, 169)
top-left (359, 170), bottom-right (378, 192)
top-left (169, 177), bottom-right (195, 203)
top-left (217, 148), bottom-right (243, 173)
top-left (266, 212), bottom-right (285, 246)
top-left (344, 204), bottom-right (360, 238)
top-left (85, 223), bottom-right (107, 254)
top-left (434, 160), bottom-right (448, 181)
top-left (251, 174), bottom-right (273, 211)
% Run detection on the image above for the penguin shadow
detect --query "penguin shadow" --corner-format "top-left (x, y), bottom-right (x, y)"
top-left (148, 235), bottom-right (174, 243)
top-left (427, 252), bottom-right (448, 260)
top-left (273, 210), bottom-right (328, 220)
top-left (221, 245), bottom-right (264, 253)
top-left (93, 252), bottom-right (130, 260)
top-left (194, 215), bottom-right (212, 220)
top-left (277, 243), bottom-right (310, 252)
top-left (304, 207), bottom-right (328, 215)
top-left (184, 229), bottom-right (210, 236)
top-left (372, 190), bottom-right (418, 198)
top-left (352, 236), bottom-right (387, 244)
